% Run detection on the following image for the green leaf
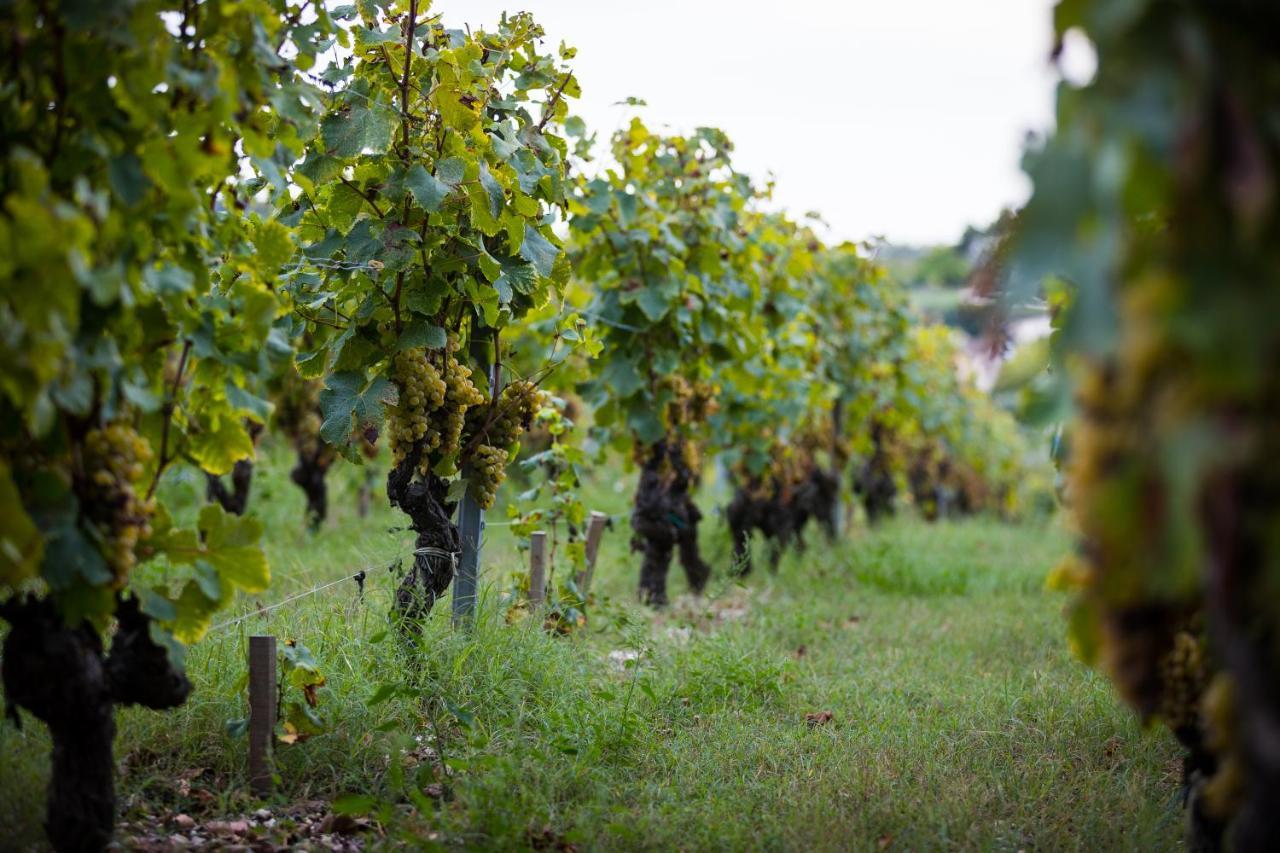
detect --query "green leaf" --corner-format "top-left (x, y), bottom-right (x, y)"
top-left (225, 382), bottom-right (273, 423)
top-left (496, 259), bottom-right (538, 297)
top-left (446, 478), bottom-right (470, 503)
top-left (630, 406), bottom-right (665, 445)
top-left (405, 164), bottom-right (452, 213)
top-left (144, 265), bottom-right (194, 296)
top-left (319, 372), bottom-right (396, 449)
top-left (197, 504), bottom-right (270, 593)
top-left (519, 224), bottom-right (559, 278)
top-left (477, 161), bottom-right (504, 218)
top-left (436, 157), bottom-right (466, 187)
top-left (636, 286), bottom-right (670, 322)
top-left (108, 153), bottom-right (150, 205)
top-left (477, 249), bottom-right (502, 285)
top-left (600, 357), bottom-right (645, 398)
top-left (398, 321), bottom-right (448, 351)
top-left (169, 580), bottom-right (221, 644)
top-left (321, 102), bottom-right (396, 159)
top-left (254, 219), bottom-right (295, 270)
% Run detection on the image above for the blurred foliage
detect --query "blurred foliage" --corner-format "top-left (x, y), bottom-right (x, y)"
top-left (1015, 0), bottom-right (1280, 844)
top-left (0, 0), bottom-right (334, 641)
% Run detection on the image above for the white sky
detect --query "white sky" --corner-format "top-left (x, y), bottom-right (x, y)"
top-left (428, 0), bottom-right (1067, 246)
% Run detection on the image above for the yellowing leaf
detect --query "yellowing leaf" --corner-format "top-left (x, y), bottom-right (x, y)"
top-left (0, 460), bottom-right (42, 589)
top-left (197, 504), bottom-right (270, 593)
top-left (189, 416), bottom-right (256, 476)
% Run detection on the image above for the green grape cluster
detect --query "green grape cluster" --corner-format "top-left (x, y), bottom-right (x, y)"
top-left (1201, 675), bottom-right (1245, 820)
top-left (386, 348), bottom-right (447, 464)
top-left (385, 342), bottom-right (485, 477)
top-left (438, 352), bottom-right (486, 462)
top-left (469, 443), bottom-right (509, 509)
top-left (298, 411), bottom-right (322, 457)
top-left (468, 379), bottom-right (541, 448)
top-left (1158, 630), bottom-right (1207, 731)
top-left (82, 423), bottom-right (155, 583)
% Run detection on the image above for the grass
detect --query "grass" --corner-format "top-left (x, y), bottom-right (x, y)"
top-left (0, 441), bottom-right (1183, 850)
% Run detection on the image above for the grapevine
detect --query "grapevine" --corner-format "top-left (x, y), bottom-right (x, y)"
top-left (1011, 0), bottom-right (1280, 846)
top-left (0, 1), bottom-right (334, 847)
top-left (289, 4), bottom-right (586, 623)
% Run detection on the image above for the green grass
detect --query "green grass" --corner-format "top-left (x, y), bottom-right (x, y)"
top-left (0, 443), bottom-right (1183, 850)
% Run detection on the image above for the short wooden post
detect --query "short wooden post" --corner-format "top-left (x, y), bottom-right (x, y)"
top-left (528, 531), bottom-right (547, 608)
top-left (577, 511), bottom-right (609, 595)
top-left (248, 635), bottom-right (276, 798)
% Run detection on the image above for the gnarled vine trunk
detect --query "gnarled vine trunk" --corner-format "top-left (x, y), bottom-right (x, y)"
top-left (205, 458), bottom-right (255, 516)
top-left (291, 447), bottom-right (335, 528)
top-left (0, 596), bottom-right (190, 853)
top-left (854, 423), bottom-right (896, 524)
top-left (357, 468), bottom-right (377, 518)
top-left (631, 439), bottom-right (710, 606)
top-left (727, 468), bottom-right (839, 577)
top-left (205, 422), bottom-right (262, 516)
top-left (387, 446), bottom-right (459, 624)
top-left (794, 467), bottom-right (839, 543)
top-left (727, 481), bottom-right (794, 578)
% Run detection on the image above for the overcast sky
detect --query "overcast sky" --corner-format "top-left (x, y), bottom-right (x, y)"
top-left (428, 0), bottom-right (1069, 247)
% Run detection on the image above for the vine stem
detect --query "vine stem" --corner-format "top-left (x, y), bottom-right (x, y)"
top-left (146, 339), bottom-right (192, 501)
top-left (537, 71), bottom-right (573, 132)
top-left (389, 0), bottom-right (419, 337)
top-left (398, 0), bottom-right (419, 159)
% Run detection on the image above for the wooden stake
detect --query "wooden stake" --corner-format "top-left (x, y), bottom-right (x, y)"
top-left (529, 531), bottom-right (547, 608)
top-left (248, 635), bottom-right (276, 798)
top-left (453, 359), bottom-right (500, 626)
top-left (578, 511), bottom-right (609, 596)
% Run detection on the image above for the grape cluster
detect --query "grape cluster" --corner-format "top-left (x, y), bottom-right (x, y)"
top-left (468, 444), bottom-right (509, 508)
top-left (1201, 674), bottom-right (1245, 819)
top-left (1158, 630), bottom-right (1207, 731)
top-left (688, 380), bottom-right (719, 423)
top-left (438, 352), bottom-right (486, 461)
top-left (386, 348), bottom-right (447, 464)
top-left (82, 423), bottom-right (155, 582)
top-left (385, 342), bottom-right (485, 477)
top-left (461, 380), bottom-right (544, 507)
top-left (660, 375), bottom-right (718, 428)
top-left (467, 379), bottom-right (540, 447)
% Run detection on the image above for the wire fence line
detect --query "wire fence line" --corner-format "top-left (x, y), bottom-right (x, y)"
top-left (199, 508), bottom-right (623, 637)
top-left (205, 570), bottom-right (373, 635)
